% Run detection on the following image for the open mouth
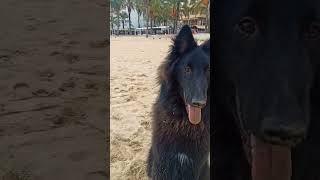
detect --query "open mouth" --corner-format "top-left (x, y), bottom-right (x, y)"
top-left (185, 104), bottom-right (203, 125)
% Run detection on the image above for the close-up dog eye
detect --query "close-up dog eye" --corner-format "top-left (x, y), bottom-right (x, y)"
top-left (238, 17), bottom-right (257, 38)
top-left (185, 65), bottom-right (192, 73)
top-left (306, 22), bottom-right (320, 40)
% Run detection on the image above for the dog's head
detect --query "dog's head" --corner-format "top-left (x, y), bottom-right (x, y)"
top-left (159, 25), bottom-right (210, 125)
top-left (214, 0), bottom-right (319, 146)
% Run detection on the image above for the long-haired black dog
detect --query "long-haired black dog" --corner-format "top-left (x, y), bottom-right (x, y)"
top-left (147, 25), bottom-right (210, 180)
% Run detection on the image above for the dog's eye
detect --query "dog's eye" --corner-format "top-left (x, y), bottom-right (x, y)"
top-left (306, 22), bottom-right (320, 40)
top-left (238, 17), bottom-right (257, 38)
top-left (185, 66), bottom-right (192, 74)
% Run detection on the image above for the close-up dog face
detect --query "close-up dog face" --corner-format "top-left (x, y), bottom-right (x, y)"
top-left (163, 25), bottom-right (210, 125)
top-left (176, 44), bottom-right (210, 124)
top-left (215, 0), bottom-right (320, 145)
top-left (176, 46), bottom-right (210, 105)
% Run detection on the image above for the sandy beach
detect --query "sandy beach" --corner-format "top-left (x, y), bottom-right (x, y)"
top-left (0, 0), bottom-right (108, 179)
top-left (110, 34), bottom-right (209, 180)
top-left (110, 36), bottom-right (169, 180)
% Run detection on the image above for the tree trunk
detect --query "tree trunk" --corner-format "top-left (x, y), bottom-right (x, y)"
top-left (128, 7), bottom-right (132, 32)
top-left (146, 7), bottom-right (149, 37)
top-left (138, 11), bottom-right (141, 28)
top-left (117, 11), bottom-right (120, 36)
top-left (174, 2), bottom-right (180, 34)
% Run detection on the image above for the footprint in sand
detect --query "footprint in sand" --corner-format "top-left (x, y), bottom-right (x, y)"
top-left (39, 69), bottom-right (55, 81)
top-left (32, 89), bottom-right (59, 98)
top-left (0, 55), bottom-right (10, 61)
top-left (13, 82), bottom-right (29, 90)
top-left (111, 114), bottom-right (122, 121)
top-left (64, 53), bottom-right (80, 64)
top-left (50, 51), bottom-right (62, 56)
top-left (59, 79), bottom-right (76, 91)
top-left (129, 140), bottom-right (143, 152)
top-left (10, 83), bottom-right (31, 100)
top-left (48, 115), bottom-right (67, 128)
top-left (141, 121), bottom-right (151, 130)
top-left (138, 74), bottom-right (147, 77)
top-left (126, 95), bottom-right (137, 102)
top-left (25, 25), bottom-right (36, 31)
top-left (0, 55), bottom-right (12, 66)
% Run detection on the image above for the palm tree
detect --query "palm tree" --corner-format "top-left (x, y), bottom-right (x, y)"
top-left (193, 0), bottom-right (209, 32)
top-left (110, 15), bottom-right (118, 34)
top-left (133, 0), bottom-right (144, 28)
top-left (123, 0), bottom-right (134, 31)
top-left (149, 0), bottom-right (161, 28)
top-left (158, 1), bottom-right (172, 26)
top-left (119, 11), bottom-right (129, 29)
top-left (111, 0), bottom-right (125, 35)
top-left (181, 1), bottom-right (194, 26)
top-left (143, 0), bottom-right (150, 37)
top-left (168, 0), bottom-right (187, 33)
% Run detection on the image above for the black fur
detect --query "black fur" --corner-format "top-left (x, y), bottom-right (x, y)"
top-left (147, 25), bottom-right (210, 180)
top-left (213, 0), bottom-right (320, 179)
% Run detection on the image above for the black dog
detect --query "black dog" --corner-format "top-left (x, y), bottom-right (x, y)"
top-left (213, 0), bottom-right (320, 179)
top-left (147, 25), bottom-right (210, 180)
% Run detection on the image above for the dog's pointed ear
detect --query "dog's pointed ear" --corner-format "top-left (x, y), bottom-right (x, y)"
top-left (201, 39), bottom-right (210, 55)
top-left (172, 25), bottom-right (197, 55)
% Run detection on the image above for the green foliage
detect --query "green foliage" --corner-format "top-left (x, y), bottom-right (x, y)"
top-left (110, 0), bottom-right (209, 30)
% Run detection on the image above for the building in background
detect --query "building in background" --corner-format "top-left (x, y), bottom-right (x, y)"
top-left (179, 0), bottom-right (209, 33)
top-left (180, 13), bottom-right (207, 32)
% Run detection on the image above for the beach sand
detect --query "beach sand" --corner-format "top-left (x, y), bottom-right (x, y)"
top-left (110, 36), bottom-right (170, 180)
top-left (0, 0), bottom-right (108, 179)
top-left (110, 34), bottom-right (209, 180)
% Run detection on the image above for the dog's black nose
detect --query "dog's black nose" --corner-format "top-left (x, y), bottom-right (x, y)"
top-left (261, 117), bottom-right (306, 145)
top-left (191, 99), bottom-right (206, 108)
top-left (263, 125), bottom-right (306, 139)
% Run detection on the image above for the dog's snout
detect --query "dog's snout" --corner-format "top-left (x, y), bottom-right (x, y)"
top-left (261, 117), bottom-right (307, 145)
top-left (191, 98), bottom-right (206, 108)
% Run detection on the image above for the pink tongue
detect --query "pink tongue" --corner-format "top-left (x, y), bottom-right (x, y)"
top-left (251, 135), bottom-right (292, 180)
top-left (187, 104), bottom-right (201, 125)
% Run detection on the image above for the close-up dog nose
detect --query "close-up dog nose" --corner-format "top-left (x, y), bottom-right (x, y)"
top-left (263, 126), bottom-right (306, 139)
top-left (191, 99), bottom-right (206, 107)
top-left (262, 122), bottom-right (306, 142)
